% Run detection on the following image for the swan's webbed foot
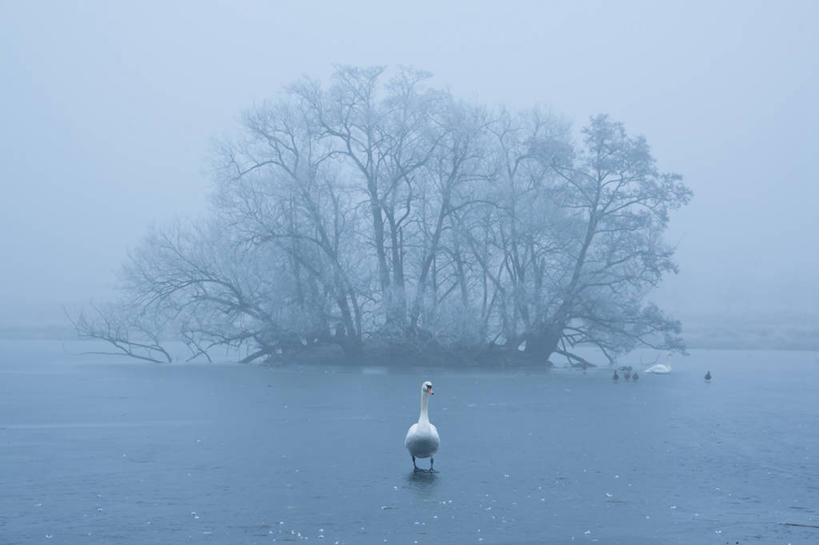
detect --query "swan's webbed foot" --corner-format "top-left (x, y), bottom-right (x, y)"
top-left (412, 456), bottom-right (421, 472)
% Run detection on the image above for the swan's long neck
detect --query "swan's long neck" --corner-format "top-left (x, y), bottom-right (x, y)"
top-left (419, 391), bottom-right (430, 424)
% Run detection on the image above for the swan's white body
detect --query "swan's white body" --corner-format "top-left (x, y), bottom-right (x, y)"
top-left (405, 381), bottom-right (439, 468)
top-left (645, 353), bottom-right (673, 374)
top-left (644, 363), bottom-right (672, 374)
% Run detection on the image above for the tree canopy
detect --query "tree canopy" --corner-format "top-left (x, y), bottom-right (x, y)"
top-left (74, 66), bottom-right (691, 366)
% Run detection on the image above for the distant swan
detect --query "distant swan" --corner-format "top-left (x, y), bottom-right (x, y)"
top-left (405, 381), bottom-right (440, 472)
top-left (705, 370), bottom-right (712, 381)
top-left (645, 352), bottom-right (673, 374)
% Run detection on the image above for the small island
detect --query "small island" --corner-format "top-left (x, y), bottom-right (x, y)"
top-left (72, 66), bottom-right (690, 368)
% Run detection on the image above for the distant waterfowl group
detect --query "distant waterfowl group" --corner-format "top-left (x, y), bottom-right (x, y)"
top-left (609, 352), bottom-right (714, 385)
top-left (613, 365), bottom-right (637, 382)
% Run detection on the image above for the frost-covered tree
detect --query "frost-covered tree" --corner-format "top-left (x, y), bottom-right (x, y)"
top-left (521, 115), bottom-right (692, 365)
top-left (73, 67), bottom-right (690, 366)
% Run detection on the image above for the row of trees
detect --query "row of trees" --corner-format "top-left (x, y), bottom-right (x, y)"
top-left (74, 66), bottom-right (691, 366)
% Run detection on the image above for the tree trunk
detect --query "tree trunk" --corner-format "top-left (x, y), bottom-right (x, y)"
top-left (525, 322), bottom-right (562, 362)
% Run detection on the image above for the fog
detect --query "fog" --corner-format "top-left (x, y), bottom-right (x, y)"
top-left (3, 5), bottom-right (819, 542)
top-left (1, 0), bottom-right (818, 332)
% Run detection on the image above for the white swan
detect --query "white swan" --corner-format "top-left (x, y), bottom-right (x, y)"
top-left (404, 380), bottom-right (440, 472)
top-left (645, 352), bottom-right (673, 374)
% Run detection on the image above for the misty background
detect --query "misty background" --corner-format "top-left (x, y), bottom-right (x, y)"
top-left (2, 0), bottom-right (817, 345)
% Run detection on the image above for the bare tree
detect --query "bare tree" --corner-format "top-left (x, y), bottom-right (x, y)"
top-left (73, 68), bottom-right (691, 367)
top-left (293, 66), bottom-right (444, 334)
top-left (522, 114), bottom-right (692, 365)
top-left (69, 301), bottom-right (172, 363)
top-left (216, 93), bottom-right (367, 354)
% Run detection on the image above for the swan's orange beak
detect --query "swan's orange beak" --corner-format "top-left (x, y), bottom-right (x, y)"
top-left (428, 388), bottom-right (434, 395)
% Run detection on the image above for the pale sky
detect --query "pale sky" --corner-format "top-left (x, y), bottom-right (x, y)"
top-left (1, 0), bottom-right (818, 327)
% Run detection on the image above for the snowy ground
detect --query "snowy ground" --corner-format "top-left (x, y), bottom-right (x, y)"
top-left (1, 341), bottom-right (818, 544)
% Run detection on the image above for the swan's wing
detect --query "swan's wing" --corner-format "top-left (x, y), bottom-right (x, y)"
top-left (404, 423), bottom-right (418, 447)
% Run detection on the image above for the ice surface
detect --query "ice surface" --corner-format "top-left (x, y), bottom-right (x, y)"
top-left (0, 341), bottom-right (817, 544)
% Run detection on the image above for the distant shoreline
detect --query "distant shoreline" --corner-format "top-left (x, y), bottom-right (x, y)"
top-left (5, 312), bottom-right (819, 353)
top-left (1, 332), bottom-right (817, 356)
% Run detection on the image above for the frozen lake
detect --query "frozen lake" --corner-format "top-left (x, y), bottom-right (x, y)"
top-left (1, 341), bottom-right (818, 544)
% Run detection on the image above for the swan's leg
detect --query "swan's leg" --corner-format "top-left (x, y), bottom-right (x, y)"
top-left (412, 456), bottom-right (420, 471)
top-left (429, 457), bottom-right (435, 472)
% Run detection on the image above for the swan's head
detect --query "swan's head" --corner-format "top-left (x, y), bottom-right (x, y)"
top-left (422, 381), bottom-right (434, 395)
